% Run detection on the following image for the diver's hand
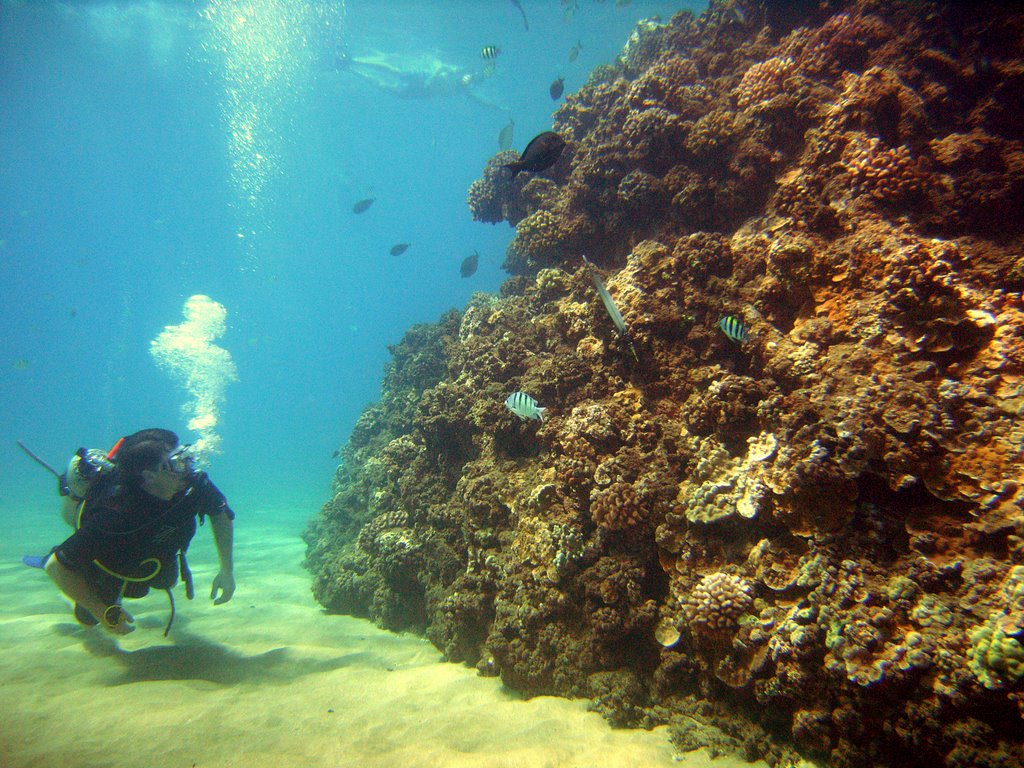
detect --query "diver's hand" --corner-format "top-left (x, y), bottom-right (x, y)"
top-left (211, 571), bottom-right (235, 605)
top-left (103, 605), bottom-right (135, 635)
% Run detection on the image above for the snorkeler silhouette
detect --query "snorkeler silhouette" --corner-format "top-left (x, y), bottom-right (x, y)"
top-left (325, 46), bottom-right (505, 111)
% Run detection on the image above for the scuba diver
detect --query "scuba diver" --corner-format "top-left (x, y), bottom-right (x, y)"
top-left (33, 428), bottom-right (236, 636)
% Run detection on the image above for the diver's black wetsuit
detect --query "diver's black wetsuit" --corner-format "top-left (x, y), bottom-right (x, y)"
top-left (53, 473), bottom-right (233, 603)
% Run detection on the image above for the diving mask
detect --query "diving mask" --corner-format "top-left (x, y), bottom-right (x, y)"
top-left (163, 445), bottom-right (197, 476)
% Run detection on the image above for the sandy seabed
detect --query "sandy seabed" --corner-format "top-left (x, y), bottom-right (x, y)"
top-left (0, 505), bottom-right (768, 768)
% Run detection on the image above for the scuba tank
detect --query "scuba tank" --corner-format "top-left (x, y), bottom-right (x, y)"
top-left (16, 439), bottom-right (119, 528)
top-left (60, 438), bottom-right (123, 501)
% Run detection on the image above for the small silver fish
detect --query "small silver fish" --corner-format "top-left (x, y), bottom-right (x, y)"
top-left (718, 315), bottom-right (748, 343)
top-left (505, 391), bottom-right (546, 422)
top-left (498, 118), bottom-right (514, 151)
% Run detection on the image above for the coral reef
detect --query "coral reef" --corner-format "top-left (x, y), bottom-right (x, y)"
top-left (590, 481), bottom-right (645, 531)
top-left (308, 2), bottom-right (1024, 767)
top-left (683, 572), bottom-right (754, 642)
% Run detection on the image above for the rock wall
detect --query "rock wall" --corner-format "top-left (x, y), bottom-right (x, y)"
top-left (304, 2), bottom-right (1024, 766)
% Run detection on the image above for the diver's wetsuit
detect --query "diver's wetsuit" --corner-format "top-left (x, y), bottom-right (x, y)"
top-left (53, 473), bottom-right (233, 604)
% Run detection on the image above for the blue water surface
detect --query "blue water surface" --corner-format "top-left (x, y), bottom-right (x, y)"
top-left (0, 0), bottom-right (703, 535)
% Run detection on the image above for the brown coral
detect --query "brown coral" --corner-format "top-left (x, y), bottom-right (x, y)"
top-left (357, 510), bottom-right (409, 554)
top-left (627, 55), bottom-right (703, 116)
top-left (467, 149), bottom-right (522, 224)
top-left (311, 3), bottom-right (1024, 766)
top-left (616, 169), bottom-right (666, 212)
top-left (506, 209), bottom-right (565, 272)
top-left (684, 109), bottom-right (740, 158)
top-left (735, 56), bottom-right (794, 109)
top-left (684, 572), bottom-right (754, 640)
top-left (784, 12), bottom-right (893, 78)
top-left (622, 106), bottom-right (686, 160)
top-left (842, 135), bottom-right (925, 202)
top-left (590, 481), bottom-right (644, 531)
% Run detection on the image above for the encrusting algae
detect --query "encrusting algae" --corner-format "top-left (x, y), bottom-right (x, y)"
top-left (305, 2), bottom-right (1024, 766)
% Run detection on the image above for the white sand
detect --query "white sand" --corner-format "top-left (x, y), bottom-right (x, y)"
top-left (0, 506), bottom-right (768, 768)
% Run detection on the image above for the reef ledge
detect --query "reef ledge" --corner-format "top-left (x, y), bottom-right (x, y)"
top-left (305, 2), bottom-right (1024, 766)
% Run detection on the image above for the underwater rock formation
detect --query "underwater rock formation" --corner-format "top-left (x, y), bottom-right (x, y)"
top-left (306, 2), bottom-right (1024, 766)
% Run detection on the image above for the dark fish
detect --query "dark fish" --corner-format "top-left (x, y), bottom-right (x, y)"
top-left (509, 0), bottom-right (528, 31)
top-left (331, 449), bottom-right (340, 458)
top-left (460, 251), bottom-right (479, 278)
top-left (390, 243), bottom-right (411, 256)
top-left (481, 46), bottom-right (501, 62)
top-left (504, 131), bottom-right (566, 179)
top-left (718, 315), bottom-right (748, 343)
top-left (549, 76), bottom-right (564, 100)
top-left (498, 118), bottom-right (515, 151)
top-left (352, 197), bottom-right (375, 214)
top-left (568, 41), bottom-right (582, 62)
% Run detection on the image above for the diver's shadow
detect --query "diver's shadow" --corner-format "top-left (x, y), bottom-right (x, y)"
top-left (70, 613), bottom-right (364, 686)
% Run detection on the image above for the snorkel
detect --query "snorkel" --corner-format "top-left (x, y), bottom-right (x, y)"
top-left (106, 436), bottom-right (125, 460)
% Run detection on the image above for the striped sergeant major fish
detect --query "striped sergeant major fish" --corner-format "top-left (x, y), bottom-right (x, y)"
top-left (481, 45), bottom-right (501, 62)
top-left (718, 315), bottom-right (749, 343)
top-left (505, 391), bottom-right (546, 422)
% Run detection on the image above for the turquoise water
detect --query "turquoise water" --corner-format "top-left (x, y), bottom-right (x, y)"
top-left (0, 0), bottom-right (700, 519)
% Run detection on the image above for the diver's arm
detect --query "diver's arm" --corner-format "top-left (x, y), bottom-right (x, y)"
top-left (44, 555), bottom-right (133, 634)
top-left (209, 512), bottom-right (235, 604)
